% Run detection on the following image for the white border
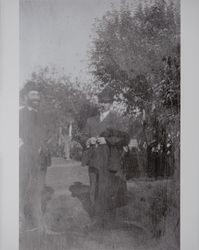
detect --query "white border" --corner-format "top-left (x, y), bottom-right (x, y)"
top-left (0, 0), bottom-right (19, 249)
top-left (0, 0), bottom-right (199, 249)
top-left (181, 0), bottom-right (199, 249)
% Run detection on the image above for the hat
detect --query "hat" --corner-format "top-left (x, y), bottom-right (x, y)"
top-left (98, 85), bottom-right (114, 103)
top-left (21, 81), bottom-right (41, 96)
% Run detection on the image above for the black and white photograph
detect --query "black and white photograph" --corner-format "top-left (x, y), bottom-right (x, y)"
top-left (19, 0), bottom-right (181, 249)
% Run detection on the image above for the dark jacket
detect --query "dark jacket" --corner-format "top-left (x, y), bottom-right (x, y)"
top-left (81, 112), bottom-right (129, 172)
top-left (19, 106), bottom-right (51, 170)
top-left (81, 111), bottom-right (129, 211)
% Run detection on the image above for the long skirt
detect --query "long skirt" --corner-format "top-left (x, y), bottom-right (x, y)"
top-left (90, 145), bottom-right (127, 219)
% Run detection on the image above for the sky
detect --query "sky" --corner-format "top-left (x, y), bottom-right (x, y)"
top-left (20, 0), bottom-right (180, 88)
top-left (20, 0), bottom-right (136, 87)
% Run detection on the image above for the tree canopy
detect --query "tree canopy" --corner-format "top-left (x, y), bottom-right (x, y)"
top-left (20, 67), bottom-right (98, 140)
top-left (90, 0), bottom-right (180, 115)
top-left (90, 2), bottom-right (180, 243)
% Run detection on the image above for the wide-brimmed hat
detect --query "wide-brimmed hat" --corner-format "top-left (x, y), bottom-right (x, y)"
top-left (98, 85), bottom-right (114, 103)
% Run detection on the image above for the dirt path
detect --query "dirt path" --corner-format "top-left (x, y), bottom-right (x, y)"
top-left (20, 158), bottom-right (159, 250)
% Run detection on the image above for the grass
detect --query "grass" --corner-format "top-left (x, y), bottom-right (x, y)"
top-left (19, 158), bottom-right (179, 250)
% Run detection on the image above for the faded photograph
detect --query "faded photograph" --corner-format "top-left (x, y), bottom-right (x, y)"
top-left (19, 0), bottom-right (180, 249)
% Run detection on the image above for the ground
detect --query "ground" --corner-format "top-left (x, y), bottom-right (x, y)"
top-left (20, 157), bottom-right (169, 250)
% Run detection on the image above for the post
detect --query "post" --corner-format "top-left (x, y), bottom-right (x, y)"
top-left (69, 121), bottom-right (72, 138)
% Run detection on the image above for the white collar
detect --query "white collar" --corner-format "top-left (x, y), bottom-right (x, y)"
top-left (100, 109), bottom-right (111, 122)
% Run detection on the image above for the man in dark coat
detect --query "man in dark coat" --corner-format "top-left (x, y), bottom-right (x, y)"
top-left (81, 86), bottom-right (129, 227)
top-left (19, 81), bottom-right (51, 231)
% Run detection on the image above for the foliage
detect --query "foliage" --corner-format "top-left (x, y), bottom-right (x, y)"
top-left (90, 0), bottom-right (180, 243)
top-left (90, 0), bottom-right (180, 159)
top-left (90, 0), bottom-right (180, 112)
top-left (20, 67), bottom-right (98, 144)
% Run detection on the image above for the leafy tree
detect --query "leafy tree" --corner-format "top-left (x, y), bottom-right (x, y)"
top-left (20, 66), bottom-right (98, 145)
top-left (90, 0), bottom-right (180, 159)
top-left (90, 0), bottom-right (180, 112)
top-left (90, 0), bottom-right (180, 245)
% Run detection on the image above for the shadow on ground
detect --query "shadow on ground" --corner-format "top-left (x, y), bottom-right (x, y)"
top-left (20, 160), bottom-right (160, 250)
top-left (69, 181), bottom-right (93, 217)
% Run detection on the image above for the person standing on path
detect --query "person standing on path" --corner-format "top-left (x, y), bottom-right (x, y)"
top-left (81, 86), bottom-right (129, 227)
top-left (19, 81), bottom-right (51, 231)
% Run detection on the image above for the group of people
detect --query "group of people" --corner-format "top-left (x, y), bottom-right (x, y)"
top-left (19, 81), bottom-right (132, 233)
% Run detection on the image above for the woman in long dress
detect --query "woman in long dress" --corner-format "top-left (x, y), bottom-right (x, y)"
top-left (81, 86), bottom-right (129, 227)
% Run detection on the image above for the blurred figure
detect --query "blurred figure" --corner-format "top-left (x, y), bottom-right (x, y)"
top-left (19, 81), bottom-right (51, 231)
top-left (70, 140), bottom-right (83, 161)
top-left (123, 138), bottom-right (142, 180)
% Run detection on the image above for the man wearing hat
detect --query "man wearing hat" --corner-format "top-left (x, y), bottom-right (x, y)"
top-left (81, 85), bottom-right (129, 228)
top-left (19, 81), bottom-right (51, 231)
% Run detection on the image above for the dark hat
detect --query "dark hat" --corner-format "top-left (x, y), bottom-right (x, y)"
top-left (21, 81), bottom-right (41, 96)
top-left (98, 85), bottom-right (114, 103)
